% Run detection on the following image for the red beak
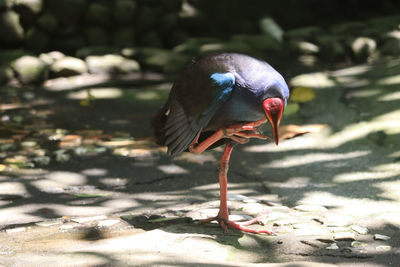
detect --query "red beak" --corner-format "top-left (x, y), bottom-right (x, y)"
top-left (263, 98), bottom-right (284, 145)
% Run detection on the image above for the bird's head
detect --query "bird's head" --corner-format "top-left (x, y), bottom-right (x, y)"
top-left (261, 82), bottom-right (289, 146)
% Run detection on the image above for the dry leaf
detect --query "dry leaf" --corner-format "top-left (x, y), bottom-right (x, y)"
top-left (279, 124), bottom-right (327, 141)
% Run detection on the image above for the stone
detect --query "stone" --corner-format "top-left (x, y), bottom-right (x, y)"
top-left (87, 3), bottom-right (110, 26)
top-left (325, 214), bottom-right (353, 227)
top-left (35, 220), bottom-right (62, 227)
top-left (50, 57), bottom-right (88, 77)
top-left (37, 12), bottom-right (58, 33)
top-left (72, 215), bottom-right (107, 224)
top-left (86, 54), bottom-right (140, 74)
top-left (0, 11), bottom-right (24, 46)
top-left (289, 40), bottom-right (319, 55)
top-left (376, 245), bottom-right (392, 252)
top-left (273, 218), bottom-right (298, 226)
top-left (6, 227), bottom-right (26, 234)
top-left (0, 66), bottom-right (12, 85)
top-left (294, 205), bottom-right (327, 212)
top-left (241, 203), bottom-right (266, 215)
top-left (351, 241), bottom-right (367, 248)
top-left (328, 227), bottom-right (350, 233)
top-left (227, 194), bottom-right (248, 201)
top-left (350, 225), bottom-right (368, 235)
top-left (228, 214), bottom-right (253, 222)
top-left (39, 51), bottom-right (65, 65)
top-left (326, 243), bottom-right (339, 250)
top-left (97, 219), bottom-right (120, 227)
top-left (12, 56), bottom-right (48, 85)
top-left (333, 232), bottom-right (355, 241)
top-left (374, 234), bottom-right (391, 241)
top-left (351, 37), bottom-right (376, 62)
top-left (84, 27), bottom-right (108, 46)
top-left (114, 0), bottom-right (136, 25)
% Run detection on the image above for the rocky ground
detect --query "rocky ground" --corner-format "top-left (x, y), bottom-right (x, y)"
top-left (0, 53), bottom-right (399, 266)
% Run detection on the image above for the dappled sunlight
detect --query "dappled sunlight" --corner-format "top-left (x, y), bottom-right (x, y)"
top-left (377, 74), bottom-right (400, 86)
top-left (289, 72), bottom-right (336, 89)
top-left (67, 87), bottom-right (123, 100)
top-left (333, 170), bottom-right (400, 183)
top-left (261, 151), bottom-right (369, 168)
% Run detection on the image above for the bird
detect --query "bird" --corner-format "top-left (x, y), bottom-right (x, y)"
top-left (152, 53), bottom-right (289, 234)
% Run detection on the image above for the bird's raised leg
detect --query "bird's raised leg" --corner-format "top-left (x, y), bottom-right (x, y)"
top-left (201, 143), bottom-right (273, 234)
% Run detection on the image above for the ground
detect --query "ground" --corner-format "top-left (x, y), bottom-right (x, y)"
top-left (0, 57), bottom-right (399, 266)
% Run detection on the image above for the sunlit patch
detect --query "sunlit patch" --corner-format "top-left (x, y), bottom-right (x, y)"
top-left (333, 169), bottom-right (400, 183)
top-left (346, 89), bottom-right (381, 98)
top-left (330, 65), bottom-right (371, 77)
top-left (81, 168), bottom-right (108, 176)
top-left (290, 72), bottom-right (335, 89)
top-left (261, 151), bottom-right (369, 169)
top-left (268, 177), bottom-right (310, 189)
top-left (100, 177), bottom-right (128, 187)
top-left (46, 171), bottom-right (87, 186)
top-left (103, 198), bottom-right (138, 209)
top-left (157, 164), bottom-right (189, 174)
top-left (377, 74), bottom-right (400, 85)
top-left (134, 91), bottom-right (162, 100)
top-left (67, 87), bottom-right (123, 100)
top-left (378, 91), bottom-right (400, 101)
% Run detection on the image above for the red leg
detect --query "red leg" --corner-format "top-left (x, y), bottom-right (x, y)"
top-left (200, 143), bottom-right (273, 235)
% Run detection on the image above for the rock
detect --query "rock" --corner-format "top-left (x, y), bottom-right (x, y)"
top-left (289, 40), bottom-right (319, 55)
top-left (374, 234), bottom-right (391, 241)
top-left (86, 54), bottom-right (140, 74)
top-left (72, 215), bottom-right (107, 224)
top-left (376, 245), bottom-right (392, 252)
top-left (325, 214), bottom-right (353, 227)
top-left (294, 204), bottom-right (327, 212)
top-left (328, 227), bottom-right (350, 233)
top-left (350, 225), bottom-right (368, 235)
top-left (326, 243), bottom-right (339, 250)
top-left (227, 194), bottom-right (248, 201)
top-left (351, 241), bottom-right (367, 248)
top-left (112, 28), bottom-right (135, 47)
top-left (0, 11), bottom-right (24, 47)
top-left (25, 28), bottom-right (50, 53)
top-left (87, 3), bottom-right (110, 26)
top-left (46, 0), bottom-right (86, 26)
top-left (37, 12), bottom-right (58, 33)
top-left (84, 27), bottom-right (108, 46)
top-left (228, 214), bottom-right (253, 222)
top-left (6, 227), bottom-right (26, 234)
top-left (35, 220), bottom-right (62, 227)
top-left (138, 48), bottom-right (188, 74)
top-left (12, 56), bottom-right (48, 85)
top-left (381, 30), bottom-right (400, 56)
top-left (50, 57), bottom-right (88, 77)
top-left (114, 0), bottom-right (136, 25)
top-left (241, 203), bottom-right (266, 215)
top-left (97, 219), bottom-right (120, 227)
top-left (333, 232), bottom-right (355, 241)
top-left (259, 17), bottom-right (283, 43)
top-left (39, 51), bottom-right (65, 65)
top-left (351, 37), bottom-right (376, 62)
top-left (273, 218), bottom-right (298, 226)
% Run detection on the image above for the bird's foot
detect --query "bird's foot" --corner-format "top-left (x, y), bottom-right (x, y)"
top-left (199, 215), bottom-right (274, 235)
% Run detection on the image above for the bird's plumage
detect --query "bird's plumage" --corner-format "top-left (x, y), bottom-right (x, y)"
top-left (152, 53), bottom-right (289, 157)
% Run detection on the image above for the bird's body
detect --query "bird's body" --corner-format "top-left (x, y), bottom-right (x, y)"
top-left (152, 53), bottom-right (289, 234)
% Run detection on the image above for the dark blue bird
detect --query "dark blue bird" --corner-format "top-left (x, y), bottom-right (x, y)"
top-left (152, 53), bottom-right (289, 234)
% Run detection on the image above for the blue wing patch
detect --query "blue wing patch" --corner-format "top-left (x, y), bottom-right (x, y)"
top-left (210, 72), bottom-right (235, 101)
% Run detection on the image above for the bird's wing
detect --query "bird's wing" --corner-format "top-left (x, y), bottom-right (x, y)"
top-left (164, 72), bottom-right (235, 156)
